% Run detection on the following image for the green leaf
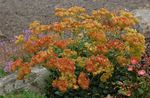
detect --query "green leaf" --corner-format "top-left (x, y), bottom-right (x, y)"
top-left (0, 96), bottom-right (4, 98)
top-left (118, 89), bottom-right (126, 95)
top-left (138, 88), bottom-right (144, 95)
top-left (0, 68), bottom-right (7, 78)
top-left (55, 91), bottom-right (63, 96)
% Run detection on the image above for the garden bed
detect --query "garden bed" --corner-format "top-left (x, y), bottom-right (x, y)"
top-left (0, 6), bottom-right (150, 98)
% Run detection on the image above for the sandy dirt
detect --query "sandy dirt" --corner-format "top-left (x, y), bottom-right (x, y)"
top-left (0, 0), bottom-right (150, 37)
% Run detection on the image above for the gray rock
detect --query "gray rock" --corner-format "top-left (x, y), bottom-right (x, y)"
top-left (0, 67), bottom-right (50, 95)
top-left (133, 9), bottom-right (150, 39)
top-left (146, 38), bottom-right (150, 55)
top-left (133, 9), bottom-right (150, 54)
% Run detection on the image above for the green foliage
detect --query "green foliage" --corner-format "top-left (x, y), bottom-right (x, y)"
top-left (2, 90), bottom-right (46, 98)
top-left (0, 67), bottom-right (7, 78)
top-left (131, 77), bottom-right (150, 98)
top-left (45, 65), bottom-right (150, 98)
top-left (44, 66), bottom-right (126, 98)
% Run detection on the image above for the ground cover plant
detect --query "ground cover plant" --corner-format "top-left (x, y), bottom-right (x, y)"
top-left (0, 67), bottom-right (7, 78)
top-left (0, 90), bottom-right (46, 98)
top-left (4, 6), bottom-right (150, 98)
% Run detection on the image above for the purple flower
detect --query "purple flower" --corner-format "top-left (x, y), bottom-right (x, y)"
top-left (0, 41), bottom-right (5, 46)
top-left (13, 47), bottom-right (17, 52)
top-left (3, 61), bottom-right (13, 73)
top-left (38, 33), bottom-right (46, 38)
top-left (23, 29), bottom-right (31, 41)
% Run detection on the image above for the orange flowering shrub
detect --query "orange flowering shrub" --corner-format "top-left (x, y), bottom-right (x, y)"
top-left (6, 6), bottom-right (149, 97)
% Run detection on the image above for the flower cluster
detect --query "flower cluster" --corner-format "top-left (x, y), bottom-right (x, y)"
top-left (85, 55), bottom-right (114, 82)
top-left (6, 6), bottom-right (148, 97)
top-left (116, 54), bottom-right (150, 97)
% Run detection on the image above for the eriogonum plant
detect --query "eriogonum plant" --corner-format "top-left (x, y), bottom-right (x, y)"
top-left (6, 6), bottom-right (149, 97)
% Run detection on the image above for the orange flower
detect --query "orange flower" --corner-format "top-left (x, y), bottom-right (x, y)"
top-left (31, 51), bottom-right (50, 66)
top-left (56, 58), bottom-right (75, 74)
top-left (29, 21), bottom-right (40, 30)
top-left (35, 36), bottom-right (52, 47)
top-left (47, 57), bottom-right (75, 74)
top-left (54, 39), bottom-right (71, 49)
top-left (95, 55), bottom-right (110, 67)
top-left (24, 36), bottom-right (52, 53)
top-left (96, 44), bottom-right (109, 54)
top-left (55, 8), bottom-right (67, 17)
top-left (10, 59), bottom-right (22, 72)
top-left (46, 57), bottom-right (58, 68)
top-left (39, 25), bottom-right (50, 32)
top-left (52, 22), bottom-right (64, 32)
top-left (78, 72), bottom-right (89, 90)
top-left (85, 55), bottom-right (112, 75)
top-left (112, 16), bottom-right (136, 27)
top-left (23, 40), bottom-right (38, 53)
top-left (29, 21), bottom-right (51, 34)
top-left (107, 39), bottom-right (125, 50)
top-left (88, 32), bottom-right (106, 42)
top-left (17, 63), bottom-right (31, 80)
top-left (52, 79), bottom-right (68, 92)
top-left (117, 56), bottom-right (129, 67)
top-left (81, 19), bottom-right (102, 31)
top-left (85, 59), bottom-right (96, 73)
top-left (61, 18), bottom-right (81, 30)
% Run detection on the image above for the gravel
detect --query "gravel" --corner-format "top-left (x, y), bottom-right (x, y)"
top-left (0, 0), bottom-right (150, 37)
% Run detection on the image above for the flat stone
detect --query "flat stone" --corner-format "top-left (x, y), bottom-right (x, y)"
top-left (0, 67), bottom-right (50, 95)
top-left (4, 83), bottom-right (14, 93)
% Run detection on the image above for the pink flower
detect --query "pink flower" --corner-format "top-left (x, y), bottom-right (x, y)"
top-left (128, 66), bottom-right (133, 71)
top-left (131, 58), bottom-right (138, 65)
top-left (126, 91), bottom-right (131, 97)
top-left (138, 70), bottom-right (146, 76)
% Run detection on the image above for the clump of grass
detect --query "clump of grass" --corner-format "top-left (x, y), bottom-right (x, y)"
top-left (0, 90), bottom-right (46, 98)
top-left (0, 67), bottom-right (7, 78)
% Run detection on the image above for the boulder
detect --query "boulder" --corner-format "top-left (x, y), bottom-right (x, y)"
top-left (0, 67), bottom-right (50, 96)
top-left (133, 9), bottom-right (150, 39)
top-left (133, 9), bottom-right (150, 55)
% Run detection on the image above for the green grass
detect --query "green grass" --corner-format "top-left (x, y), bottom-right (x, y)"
top-left (0, 67), bottom-right (7, 78)
top-left (0, 90), bottom-right (46, 98)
